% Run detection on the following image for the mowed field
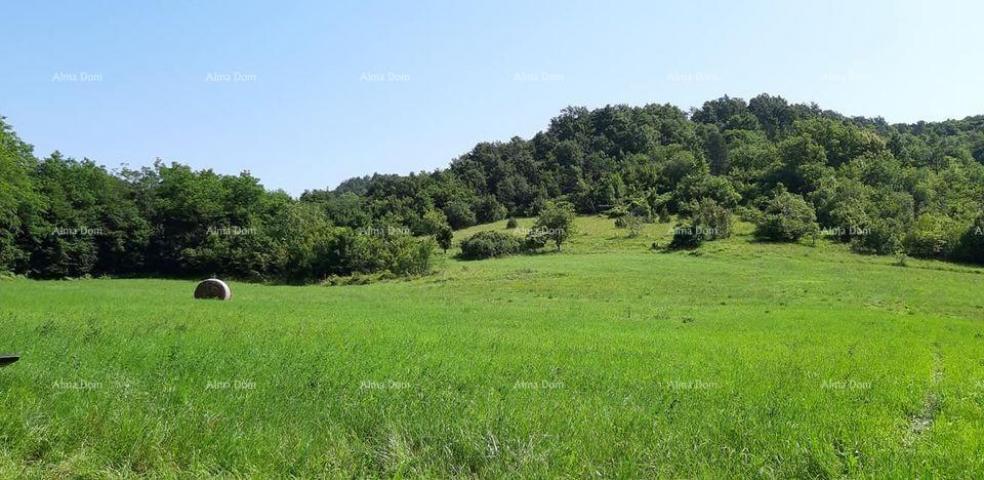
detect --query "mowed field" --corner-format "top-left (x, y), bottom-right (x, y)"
top-left (1, 217), bottom-right (984, 479)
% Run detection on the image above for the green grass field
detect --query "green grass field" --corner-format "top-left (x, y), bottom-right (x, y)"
top-left (2, 217), bottom-right (983, 478)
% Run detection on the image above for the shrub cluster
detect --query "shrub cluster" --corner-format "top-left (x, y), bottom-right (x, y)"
top-left (459, 202), bottom-right (576, 259)
top-left (669, 199), bottom-right (732, 249)
top-left (458, 231), bottom-right (522, 259)
top-left (754, 189), bottom-right (819, 242)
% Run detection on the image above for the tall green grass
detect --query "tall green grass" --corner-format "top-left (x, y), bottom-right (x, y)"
top-left (1, 217), bottom-right (983, 478)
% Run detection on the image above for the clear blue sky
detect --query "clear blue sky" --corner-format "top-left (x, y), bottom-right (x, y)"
top-left (2, 0), bottom-right (982, 195)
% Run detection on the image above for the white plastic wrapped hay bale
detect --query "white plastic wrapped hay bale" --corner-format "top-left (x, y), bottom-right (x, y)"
top-left (194, 278), bottom-right (231, 300)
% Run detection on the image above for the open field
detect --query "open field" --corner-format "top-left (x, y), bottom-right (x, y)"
top-left (2, 217), bottom-right (984, 478)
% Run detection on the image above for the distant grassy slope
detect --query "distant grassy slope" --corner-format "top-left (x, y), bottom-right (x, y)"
top-left (1, 217), bottom-right (983, 478)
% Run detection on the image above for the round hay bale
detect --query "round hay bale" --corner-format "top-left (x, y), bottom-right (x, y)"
top-left (194, 278), bottom-right (231, 300)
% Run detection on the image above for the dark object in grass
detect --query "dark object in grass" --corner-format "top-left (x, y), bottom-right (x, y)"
top-left (194, 278), bottom-right (232, 300)
top-left (0, 355), bottom-right (19, 367)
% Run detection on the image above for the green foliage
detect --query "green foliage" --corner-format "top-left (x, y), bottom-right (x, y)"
top-left (473, 195), bottom-right (508, 223)
top-left (0, 148), bottom-right (434, 282)
top-left (755, 189), bottom-right (819, 242)
top-left (523, 228), bottom-right (550, 251)
top-left (27, 153), bottom-right (151, 278)
top-left (955, 213), bottom-right (984, 263)
top-left (773, 134), bottom-right (829, 194)
top-left (531, 201), bottom-right (576, 251)
top-left (693, 199), bottom-right (732, 241)
top-left (698, 124), bottom-right (730, 175)
top-left (674, 174), bottom-right (741, 214)
top-left (812, 178), bottom-right (871, 242)
top-left (905, 212), bottom-right (963, 259)
top-left (0, 119), bottom-right (42, 273)
top-left (669, 224), bottom-right (701, 249)
top-left (435, 225), bottom-right (453, 253)
top-left (458, 231), bottom-right (522, 260)
top-left (5, 93), bottom-right (984, 279)
top-left (669, 199), bottom-right (732, 249)
top-left (416, 209), bottom-right (450, 236)
top-left (505, 217), bottom-right (518, 229)
top-left (443, 200), bottom-right (477, 230)
top-left (850, 218), bottom-right (905, 255)
top-left (794, 117), bottom-right (886, 167)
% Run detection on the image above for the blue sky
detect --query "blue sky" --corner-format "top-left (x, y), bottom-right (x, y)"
top-left (2, 0), bottom-right (982, 195)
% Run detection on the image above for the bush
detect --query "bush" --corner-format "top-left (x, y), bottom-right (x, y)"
top-left (905, 212), bottom-right (962, 259)
top-left (693, 199), bottom-right (732, 240)
top-left (669, 224), bottom-right (701, 249)
top-left (531, 201), bottom-right (576, 251)
top-left (735, 205), bottom-right (763, 224)
top-left (955, 213), bottom-right (984, 264)
top-left (523, 229), bottom-right (549, 251)
top-left (415, 209), bottom-right (450, 236)
top-left (657, 206), bottom-right (672, 223)
top-left (606, 205), bottom-right (628, 219)
top-left (435, 225), bottom-right (453, 253)
top-left (850, 218), bottom-right (903, 255)
top-left (474, 195), bottom-right (508, 223)
top-left (627, 198), bottom-right (652, 221)
top-left (505, 217), bottom-right (518, 229)
top-left (754, 189), bottom-right (819, 242)
top-left (458, 231), bottom-right (522, 260)
top-left (669, 199), bottom-right (731, 249)
top-left (444, 201), bottom-right (477, 230)
top-left (378, 235), bottom-right (435, 275)
top-left (674, 174), bottom-right (741, 214)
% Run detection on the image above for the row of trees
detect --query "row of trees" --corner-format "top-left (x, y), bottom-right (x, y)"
top-left (0, 121), bottom-right (434, 281)
top-left (301, 93), bottom-right (984, 264)
top-left (3, 92), bottom-right (984, 279)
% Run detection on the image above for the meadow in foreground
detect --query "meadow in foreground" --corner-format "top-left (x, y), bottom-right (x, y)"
top-left (1, 217), bottom-right (983, 478)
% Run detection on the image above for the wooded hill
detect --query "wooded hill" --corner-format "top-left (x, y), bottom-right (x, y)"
top-left (2, 93), bottom-right (983, 281)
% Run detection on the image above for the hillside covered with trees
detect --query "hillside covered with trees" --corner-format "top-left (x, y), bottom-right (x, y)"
top-left (2, 93), bottom-right (983, 281)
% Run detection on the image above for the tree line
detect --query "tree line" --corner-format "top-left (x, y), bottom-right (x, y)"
top-left (304, 94), bottom-right (984, 263)
top-left (2, 93), bottom-right (984, 281)
top-left (0, 134), bottom-right (435, 281)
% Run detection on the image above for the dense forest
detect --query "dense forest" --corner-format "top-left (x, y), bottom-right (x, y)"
top-left (2, 93), bottom-right (983, 281)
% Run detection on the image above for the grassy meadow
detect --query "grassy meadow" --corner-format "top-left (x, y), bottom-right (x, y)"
top-left (1, 216), bottom-right (984, 478)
